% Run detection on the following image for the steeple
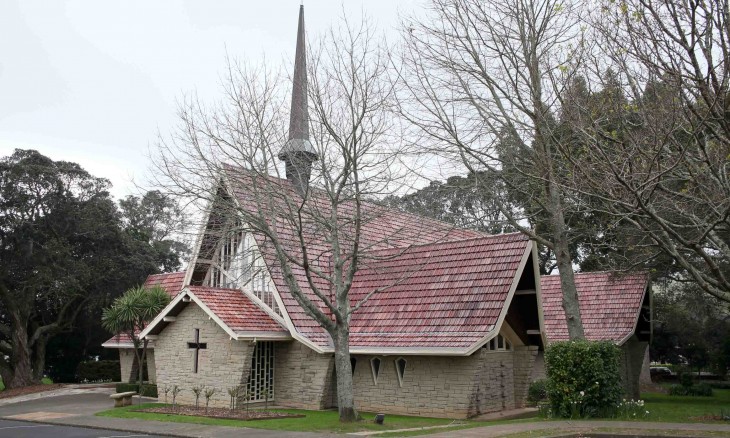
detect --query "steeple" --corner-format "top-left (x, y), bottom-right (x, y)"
top-left (278, 4), bottom-right (318, 195)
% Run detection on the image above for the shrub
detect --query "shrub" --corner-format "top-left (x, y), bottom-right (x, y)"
top-left (116, 383), bottom-right (158, 397)
top-left (527, 379), bottom-right (548, 406)
top-left (668, 383), bottom-right (713, 397)
top-left (76, 360), bottom-right (120, 383)
top-left (545, 340), bottom-right (623, 418)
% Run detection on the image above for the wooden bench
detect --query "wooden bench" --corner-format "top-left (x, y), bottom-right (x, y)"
top-left (110, 391), bottom-right (137, 407)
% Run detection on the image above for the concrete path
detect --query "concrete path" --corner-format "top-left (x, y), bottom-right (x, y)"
top-left (0, 388), bottom-right (327, 437)
top-left (426, 419), bottom-right (730, 437)
top-left (0, 418), bottom-right (166, 438)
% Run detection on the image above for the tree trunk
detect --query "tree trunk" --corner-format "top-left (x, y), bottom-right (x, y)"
top-left (32, 338), bottom-right (47, 382)
top-left (332, 327), bottom-right (358, 422)
top-left (548, 180), bottom-right (585, 340)
top-left (8, 320), bottom-right (35, 388)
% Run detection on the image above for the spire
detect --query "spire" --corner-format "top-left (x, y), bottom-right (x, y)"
top-left (278, 4), bottom-right (318, 194)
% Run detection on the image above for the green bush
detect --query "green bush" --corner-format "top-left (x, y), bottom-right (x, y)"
top-left (527, 379), bottom-right (548, 406)
top-left (668, 383), bottom-right (713, 396)
top-left (706, 381), bottom-right (730, 389)
top-left (115, 383), bottom-right (158, 398)
top-left (545, 340), bottom-right (623, 418)
top-left (76, 360), bottom-right (120, 383)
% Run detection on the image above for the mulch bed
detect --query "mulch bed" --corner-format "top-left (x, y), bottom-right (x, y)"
top-left (137, 405), bottom-right (305, 421)
top-left (0, 383), bottom-right (64, 400)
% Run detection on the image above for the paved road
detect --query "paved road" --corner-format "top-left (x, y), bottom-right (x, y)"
top-left (0, 419), bottom-right (166, 438)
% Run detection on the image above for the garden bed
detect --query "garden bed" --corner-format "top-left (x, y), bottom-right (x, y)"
top-left (136, 405), bottom-right (305, 421)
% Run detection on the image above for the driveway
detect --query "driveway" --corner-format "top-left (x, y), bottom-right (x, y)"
top-left (0, 386), bottom-right (327, 437)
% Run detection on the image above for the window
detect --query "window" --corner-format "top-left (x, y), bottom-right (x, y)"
top-left (350, 357), bottom-right (357, 376)
top-left (484, 334), bottom-right (512, 351)
top-left (370, 357), bottom-right (381, 385)
top-left (395, 358), bottom-right (407, 387)
top-left (246, 341), bottom-right (275, 402)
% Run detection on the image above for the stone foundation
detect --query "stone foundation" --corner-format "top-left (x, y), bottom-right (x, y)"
top-left (154, 303), bottom-right (254, 407)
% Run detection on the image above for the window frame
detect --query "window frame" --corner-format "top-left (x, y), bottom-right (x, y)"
top-left (370, 357), bottom-right (382, 385)
top-left (394, 357), bottom-right (407, 387)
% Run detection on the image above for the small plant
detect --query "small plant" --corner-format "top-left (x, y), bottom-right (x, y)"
top-left (161, 384), bottom-right (171, 404)
top-left (615, 398), bottom-right (649, 420)
top-left (242, 387), bottom-right (251, 414)
top-left (204, 387), bottom-right (217, 414)
top-left (227, 386), bottom-right (240, 412)
top-left (191, 384), bottom-right (205, 409)
top-left (261, 388), bottom-right (269, 410)
top-left (171, 385), bottom-right (182, 411)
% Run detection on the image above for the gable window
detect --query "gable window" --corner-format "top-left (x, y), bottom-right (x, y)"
top-left (484, 334), bottom-right (512, 352)
top-left (205, 229), bottom-right (281, 316)
top-left (395, 358), bottom-right (407, 387)
top-left (370, 357), bottom-right (381, 385)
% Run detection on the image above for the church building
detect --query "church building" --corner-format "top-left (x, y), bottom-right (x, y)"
top-left (103, 5), bottom-right (650, 419)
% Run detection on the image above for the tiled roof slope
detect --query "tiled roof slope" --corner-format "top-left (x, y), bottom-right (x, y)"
top-left (348, 233), bottom-right (531, 349)
top-left (223, 168), bottom-right (528, 351)
top-left (143, 272), bottom-right (186, 297)
top-left (541, 271), bottom-right (648, 344)
top-left (187, 286), bottom-right (287, 335)
top-left (103, 271), bottom-right (187, 348)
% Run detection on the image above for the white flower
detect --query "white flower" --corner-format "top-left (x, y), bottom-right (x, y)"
top-left (580, 391), bottom-right (585, 396)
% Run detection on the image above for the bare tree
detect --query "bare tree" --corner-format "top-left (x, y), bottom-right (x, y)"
top-left (560, 0), bottom-right (730, 303)
top-left (151, 12), bottom-right (444, 422)
top-left (399, 0), bottom-right (588, 339)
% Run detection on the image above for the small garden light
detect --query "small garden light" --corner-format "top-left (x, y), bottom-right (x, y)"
top-left (374, 413), bottom-right (385, 424)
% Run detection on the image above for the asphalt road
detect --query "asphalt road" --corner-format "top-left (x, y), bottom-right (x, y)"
top-left (0, 419), bottom-right (167, 438)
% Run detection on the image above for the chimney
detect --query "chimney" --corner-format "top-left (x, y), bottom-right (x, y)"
top-left (278, 5), bottom-right (318, 195)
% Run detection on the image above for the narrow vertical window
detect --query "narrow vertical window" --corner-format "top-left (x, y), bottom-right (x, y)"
top-left (350, 357), bottom-right (357, 376)
top-left (370, 357), bottom-right (381, 385)
top-left (395, 358), bottom-right (407, 387)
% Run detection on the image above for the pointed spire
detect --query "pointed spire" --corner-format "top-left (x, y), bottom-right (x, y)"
top-left (279, 4), bottom-right (318, 194)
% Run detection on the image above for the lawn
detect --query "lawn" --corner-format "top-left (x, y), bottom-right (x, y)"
top-left (96, 403), bottom-right (460, 434)
top-left (642, 388), bottom-right (730, 422)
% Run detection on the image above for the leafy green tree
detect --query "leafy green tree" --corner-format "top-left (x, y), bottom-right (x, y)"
top-left (0, 149), bottom-right (138, 388)
top-left (101, 285), bottom-right (170, 386)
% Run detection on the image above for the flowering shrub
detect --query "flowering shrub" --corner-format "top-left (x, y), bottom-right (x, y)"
top-left (545, 340), bottom-right (623, 418)
top-left (615, 398), bottom-right (650, 419)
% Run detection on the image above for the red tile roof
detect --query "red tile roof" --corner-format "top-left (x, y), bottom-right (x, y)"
top-left (103, 272), bottom-right (187, 347)
top-left (540, 271), bottom-right (648, 344)
top-left (187, 286), bottom-right (287, 335)
top-left (143, 272), bottom-right (186, 297)
top-left (222, 169), bottom-right (534, 352)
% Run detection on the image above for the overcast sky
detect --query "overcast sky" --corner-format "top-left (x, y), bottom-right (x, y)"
top-left (0, 0), bottom-right (421, 199)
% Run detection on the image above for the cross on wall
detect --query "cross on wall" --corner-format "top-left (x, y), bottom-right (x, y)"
top-left (187, 329), bottom-right (207, 373)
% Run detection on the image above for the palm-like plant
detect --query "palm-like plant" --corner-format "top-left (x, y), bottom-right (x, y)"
top-left (102, 285), bottom-right (170, 387)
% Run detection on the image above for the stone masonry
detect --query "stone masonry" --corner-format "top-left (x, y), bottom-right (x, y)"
top-left (511, 346), bottom-right (539, 408)
top-left (350, 348), bottom-right (533, 419)
top-left (620, 336), bottom-right (648, 401)
top-left (154, 303), bottom-right (254, 408)
top-left (118, 349), bottom-right (156, 384)
top-left (275, 341), bottom-right (334, 409)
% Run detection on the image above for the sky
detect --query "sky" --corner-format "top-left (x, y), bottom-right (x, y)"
top-left (0, 0), bottom-right (421, 199)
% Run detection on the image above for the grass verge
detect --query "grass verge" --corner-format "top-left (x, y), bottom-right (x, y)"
top-left (642, 388), bottom-right (730, 422)
top-left (96, 403), bottom-right (458, 434)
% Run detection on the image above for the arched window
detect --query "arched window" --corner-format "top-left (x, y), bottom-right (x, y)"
top-left (370, 357), bottom-right (381, 385)
top-left (395, 358), bottom-right (407, 387)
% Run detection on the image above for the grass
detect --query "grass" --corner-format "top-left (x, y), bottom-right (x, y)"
top-left (96, 403), bottom-right (458, 434)
top-left (0, 376), bottom-right (52, 392)
top-left (642, 388), bottom-right (730, 422)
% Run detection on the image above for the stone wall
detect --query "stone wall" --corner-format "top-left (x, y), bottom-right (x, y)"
top-left (530, 350), bottom-right (546, 381)
top-left (349, 350), bottom-right (526, 419)
top-left (275, 341), bottom-right (334, 410)
top-left (146, 350), bottom-right (157, 384)
top-left (512, 346), bottom-right (539, 408)
top-left (620, 337), bottom-right (648, 400)
top-left (119, 349), bottom-right (135, 383)
top-left (154, 303), bottom-right (254, 407)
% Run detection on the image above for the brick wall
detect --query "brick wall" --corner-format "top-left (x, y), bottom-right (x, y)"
top-left (154, 303), bottom-right (254, 407)
top-left (275, 341), bottom-right (334, 410)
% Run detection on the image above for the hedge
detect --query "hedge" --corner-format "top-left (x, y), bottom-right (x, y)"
top-left (115, 383), bottom-right (158, 398)
top-left (76, 360), bottom-right (120, 383)
top-left (545, 340), bottom-right (623, 418)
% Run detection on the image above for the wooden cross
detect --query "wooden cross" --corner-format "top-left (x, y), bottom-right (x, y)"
top-left (187, 329), bottom-right (207, 373)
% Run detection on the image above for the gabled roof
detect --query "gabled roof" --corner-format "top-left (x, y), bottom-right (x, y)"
top-left (102, 271), bottom-right (187, 348)
top-left (143, 272), bottom-right (186, 297)
top-left (540, 271), bottom-right (649, 345)
top-left (140, 286), bottom-right (289, 341)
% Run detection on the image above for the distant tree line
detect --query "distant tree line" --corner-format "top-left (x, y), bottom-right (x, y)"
top-left (0, 149), bottom-right (188, 389)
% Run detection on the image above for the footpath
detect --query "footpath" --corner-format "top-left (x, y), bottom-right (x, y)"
top-left (0, 386), bottom-right (728, 437)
